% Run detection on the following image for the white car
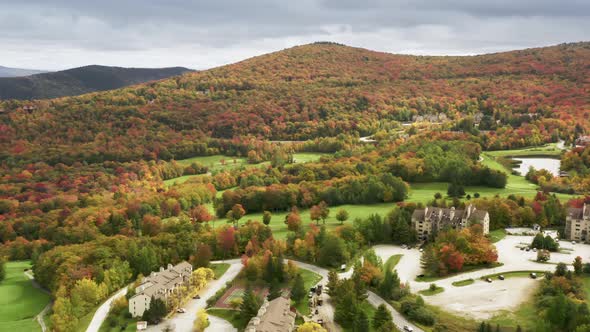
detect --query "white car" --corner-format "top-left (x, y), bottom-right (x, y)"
top-left (403, 326), bottom-right (414, 332)
top-left (176, 308), bottom-right (186, 313)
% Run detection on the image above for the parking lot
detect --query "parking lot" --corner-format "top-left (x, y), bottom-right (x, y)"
top-left (372, 233), bottom-right (590, 320)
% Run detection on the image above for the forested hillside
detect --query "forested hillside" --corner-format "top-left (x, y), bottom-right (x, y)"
top-left (0, 65), bottom-right (191, 100)
top-left (1, 42), bottom-right (588, 166)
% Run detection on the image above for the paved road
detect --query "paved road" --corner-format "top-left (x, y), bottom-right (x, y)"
top-left (288, 259), bottom-right (422, 332)
top-left (367, 291), bottom-right (424, 332)
top-left (149, 259), bottom-right (243, 332)
top-left (87, 286), bottom-right (129, 332)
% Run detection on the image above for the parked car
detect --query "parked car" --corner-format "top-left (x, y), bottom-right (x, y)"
top-left (525, 247), bottom-right (531, 252)
top-left (308, 292), bottom-right (314, 298)
top-left (176, 308), bottom-right (186, 313)
top-left (572, 241), bottom-right (576, 245)
top-left (520, 247), bottom-right (525, 251)
top-left (498, 275), bottom-right (505, 280)
top-left (530, 273), bottom-right (537, 279)
top-left (340, 264), bottom-right (346, 271)
top-left (193, 294), bottom-right (201, 299)
top-left (310, 287), bottom-right (316, 293)
top-left (401, 244), bottom-right (407, 249)
top-left (419, 248), bottom-right (424, 252)
top-left (403, 326), bottom-right (414, 332)
top-left (485, 278), bottom-right (493, 283)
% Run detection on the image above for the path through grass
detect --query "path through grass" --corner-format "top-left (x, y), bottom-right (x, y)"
top-left (0, 261), bottom-right (50, 332)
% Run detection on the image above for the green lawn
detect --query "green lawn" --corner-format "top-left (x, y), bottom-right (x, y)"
top-left (384, 255), bottom-right (403, 272)
top-left (416, 263), bottom-right (503, 282)
top-left (0, 261), bottom-right (50, 332)
top-left (164, 153), bottom-right (328, 186)
top-left (210, 263), bottom-right (231, 279)
top-left (480, 271), bottom-right (546, 280)
top-left (292, 269), bottom-right (322, 316)
top-left (235, 203), bottom-right (397, 239)
top-left (418, 285), bottom-right (444, 296)
top-left (489, 229), bottom-right (507, 243)
top-left (207, 308), bottom-right (249, 331)
top-left (488, 299), bottom-right (537, 330)
top-left (451, 279), bottom-right (475, 287)
top-left (486, 143), bottom-right (564, 158)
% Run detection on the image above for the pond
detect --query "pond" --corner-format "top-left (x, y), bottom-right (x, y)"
top-left (513, 157), bottom-right (561, 176)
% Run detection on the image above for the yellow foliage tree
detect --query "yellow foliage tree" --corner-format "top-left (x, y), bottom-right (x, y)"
top-left (297, 322), bottom-right (327, 332)
top-left (193, 308), bottom-right (209, 332)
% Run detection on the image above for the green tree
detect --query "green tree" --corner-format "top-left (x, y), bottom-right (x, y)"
top-left (240, 286), bottom-right (261, 320)
top-left (379, 268), bottom-right (401, 300)
top-left (372, 304), bottom-right (392, 330)
top-left (326, 270), bottom-right (339, 296)
top-left (291, 273), bottom-right (306, 303)
top-left (574, 256), bottom-right (583, 275)
top-left (354, 310), bottom-right (370, 332)
top-left (268, 279), bottom-right (282, 300)
top-left (336, 209), bottom-right (349, 225)
top-left (263, 211), bottom-right (272, 225)
top-left (142, 297), bottom-right (167, 324)
top-left (318, 235), bottom-right (349, 267)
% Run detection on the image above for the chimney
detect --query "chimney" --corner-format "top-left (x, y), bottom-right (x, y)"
top-left (167, 263), bottom-right (173, 270)
top-left (450, 206), bottom-right (455, 219)
top-left (160, 266), bottom-right (165, 272)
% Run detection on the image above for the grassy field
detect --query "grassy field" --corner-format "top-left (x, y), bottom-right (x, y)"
top-left (211, 263), bottom-right (231, 279)
top-left (164, 153), bottom-right (328, 186)
top-left (0, 261), bottom-right (50, 332)
top-left (384, 255), bottom-right (403, 272)
top-left (488, 299), bottom-right (537, 330)
top-left (489, 229), bottom-right (507, 243)
top-left (207, 308), bottom-right (249, 331)
top-left (485, 143), bottom-right (564, 158)
top-left (235, 203), bottom-right (397, 239)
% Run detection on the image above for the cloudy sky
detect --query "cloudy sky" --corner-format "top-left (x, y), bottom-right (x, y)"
top-left (1, 0), bottom-right (588, 71)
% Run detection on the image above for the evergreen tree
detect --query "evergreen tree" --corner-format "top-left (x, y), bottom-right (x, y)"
top-left (478, 322), bottom-right (485, 332)
top-left (495, 324), bottom-right (500, 332)
top-left (372, 304), bottom-right (392, 330)
top-left (264, 257), bottom-right (274, 282)
top-left (267, 279), bottom-right (282, 300)
top-left (516, 326), bottom-right (522, 332)
top-left (291, 273), bottom-right (306, 303)
top-left (275, 254), bottom-right (285, 282)
top-left (378, 268), bottom-right (400, 300)
top-left (142, 297), bottom-right (166, 324)
top-left (240, 286), bottom-right (261, 320)
top-left (326, 270), bottom-right (339, 296)
top-left (354, 310), bottom-right (370, 332)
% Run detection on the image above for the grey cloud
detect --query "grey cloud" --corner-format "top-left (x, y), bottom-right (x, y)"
top-left (0, 0), bottom-right (587, 70)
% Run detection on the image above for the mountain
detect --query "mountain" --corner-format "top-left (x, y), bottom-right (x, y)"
top-left (0, 65), bottom-right (47, 77)
top-left (1, 41), bottom-right (588, 164)
top-left (0, 65), bottom-right (192, 100)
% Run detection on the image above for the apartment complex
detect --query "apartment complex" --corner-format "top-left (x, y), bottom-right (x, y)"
top-left (129, 261), bottom-right (193, 318)
top-left (565, 204), bottom-right (590, 242)
top-left (245, 296), bottom-right (296, 332)
top-left (411, 204), bottom-right (490, 239)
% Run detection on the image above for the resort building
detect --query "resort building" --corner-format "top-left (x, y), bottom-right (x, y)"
top-left (411, 204), bottom-right (490, 239)
top-left (129, 261), bottom-right (193, 318)
top-left (565, 204), bottom-right (590, 242)
top-left (245, 296), bottom-right (296, 332)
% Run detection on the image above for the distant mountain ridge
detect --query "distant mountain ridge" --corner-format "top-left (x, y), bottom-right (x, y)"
top-left (0, 65), bottom-right (192, 100)
top-left (0, 65), bottom-right (47, 78)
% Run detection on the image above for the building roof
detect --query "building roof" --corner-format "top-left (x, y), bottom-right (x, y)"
top-left (131, 261), bottom-right (192, 301)
top-left (568, 205), bottom-right (588, 220)
top-left (251, 297), bottom-right (295, 332)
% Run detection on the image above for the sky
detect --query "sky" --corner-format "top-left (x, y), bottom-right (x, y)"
top-left (0, 0), bottom-right (588, 71)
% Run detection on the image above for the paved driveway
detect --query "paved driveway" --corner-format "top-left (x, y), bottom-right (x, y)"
top-left (87, 286), bottom-right (128, 332)
top-left (372, 235), bottom-right (590, 320)
top-left (148, 259), bottom-right (243, 332)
